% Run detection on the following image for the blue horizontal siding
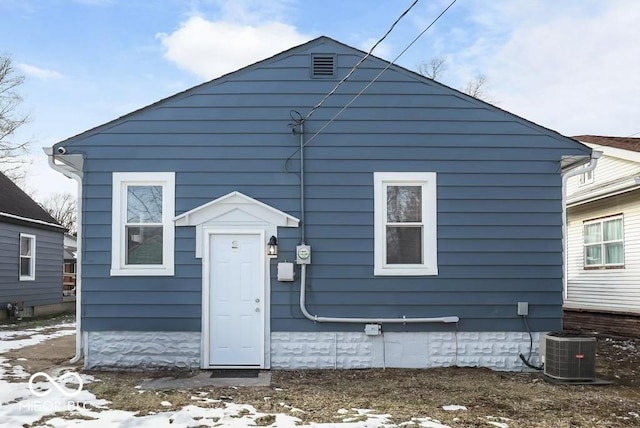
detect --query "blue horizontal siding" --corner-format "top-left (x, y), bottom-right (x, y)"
top-left (67, 39), bottom-right (590, 333)
top-left (0, 223), bottom-right (63, 307)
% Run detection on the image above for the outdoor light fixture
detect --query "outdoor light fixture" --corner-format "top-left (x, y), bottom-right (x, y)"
top-left (267, 235), bottom-right (278, 257)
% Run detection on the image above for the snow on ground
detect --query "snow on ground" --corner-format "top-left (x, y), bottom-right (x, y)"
top-left (0, 320), bottom-right (489, 427)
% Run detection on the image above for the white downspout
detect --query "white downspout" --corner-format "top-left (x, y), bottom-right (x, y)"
top-left (561, 151), bottom-right (602, 300)
top-left (43, 147), bottom-right (84, 364)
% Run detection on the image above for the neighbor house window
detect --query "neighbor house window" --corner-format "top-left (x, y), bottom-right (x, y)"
top-left (111, 172), bottom-right (175, 276)
top-left (578, 170), bottom-right (594, 186)
top-left (374, 172), bottom-right (438, 276)
top-left (583, 215), bottom-right (624, 268)
top-left (19, 233), bottom-right (36, 281)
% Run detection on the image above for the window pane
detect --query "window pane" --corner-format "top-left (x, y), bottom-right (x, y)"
top-left (386, 226), bottom-right (422, 264)
top-left (603, 218), bottom-right (622, 241)
top-left (126, 226), bottom-right (163, 264)
top-left (605, 242), bottom-right (623, 264)
top-left (20, 237), bottom-right (31, 256)
top-left (20, 258), bottom-right (31, 276)
top-left (585, 244), bottom-right (601, 265)
top-left (127, 186), bottom-right (162, 223)
top-left (583, 223), bottom-right (601, 244)
top-left (387, 186), bottom-right (422, 222)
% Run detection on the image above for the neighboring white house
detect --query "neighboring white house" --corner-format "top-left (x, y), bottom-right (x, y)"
top-left (565, 135), bottom-right (640, 335)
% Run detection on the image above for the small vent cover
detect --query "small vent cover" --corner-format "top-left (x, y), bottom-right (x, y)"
top-left (543, 334), bottom-right (596, 381)
top-left (311, 54), bottom-right (335, 78)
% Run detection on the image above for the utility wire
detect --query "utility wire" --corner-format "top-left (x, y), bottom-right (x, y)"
top-left (286, 0), bottom-right (458, 164)
top-left (304, 0), bottom-right (420, 121)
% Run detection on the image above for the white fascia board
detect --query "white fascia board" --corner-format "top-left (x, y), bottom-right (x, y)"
top-left (582, 142), bottom-right (640, 163)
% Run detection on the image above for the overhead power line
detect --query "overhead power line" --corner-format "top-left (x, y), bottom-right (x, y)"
top-left (304, 0), bottom-right (420, 121)
top-left (287, 0), bottom-right (458, 163)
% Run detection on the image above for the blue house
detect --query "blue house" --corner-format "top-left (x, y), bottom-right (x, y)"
top-left (0, 171), bottom-right (67, 319)
top-left (47, 37), bottom-right (593, 370)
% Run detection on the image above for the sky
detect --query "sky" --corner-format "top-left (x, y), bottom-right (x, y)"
top-left (2, 0), bottom-right (639, 201)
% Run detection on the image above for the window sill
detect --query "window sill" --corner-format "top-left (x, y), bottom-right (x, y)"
top-left (583, 265), bottom-right (624, 270)
top-left (110, 267), bottom-right (175, 277)
top-left (19, 277), bottom-right (35, 281)
top-left (374, 266), bottom-right (438, 276)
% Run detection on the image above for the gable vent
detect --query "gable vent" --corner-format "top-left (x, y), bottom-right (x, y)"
top-left (311, 54), bottom-right (336, 78)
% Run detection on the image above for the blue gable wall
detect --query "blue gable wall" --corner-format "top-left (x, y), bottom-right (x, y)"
top-left (60, 38), bottom-right (590, 333)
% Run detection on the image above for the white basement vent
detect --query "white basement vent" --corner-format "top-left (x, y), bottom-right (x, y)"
top-left (311, 54), bottom-right (336, 78)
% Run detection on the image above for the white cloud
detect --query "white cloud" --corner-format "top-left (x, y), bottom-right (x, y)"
top-left (17, 63), bottom-right (63, 80)
top-left (156, 2), bottom-right (312, 80)
top-left (456, 0), bottom-right (640, 136)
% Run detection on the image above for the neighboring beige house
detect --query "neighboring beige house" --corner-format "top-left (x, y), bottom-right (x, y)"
top-left (565, 135), bottom-right (640, 336)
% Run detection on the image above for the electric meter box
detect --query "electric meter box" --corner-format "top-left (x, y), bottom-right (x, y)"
top-left (296, 245), bottom-right (311, 264)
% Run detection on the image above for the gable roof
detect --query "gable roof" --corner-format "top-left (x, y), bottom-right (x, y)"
top-left (573, 135), bottom-right (640, 153)
top-left (0, 171), bottom-right (64, 231)
top-left (53, 36), bottom-right (589, 156)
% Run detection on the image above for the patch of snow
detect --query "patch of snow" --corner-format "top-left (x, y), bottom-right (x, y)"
top-left (160, 400), bottom-right (172, 407)
top-left (403, 417), bottom-right (451, 428)
top-left (337, 408), bottom-right (349, 414)
top-left (442, 405), bottom-right (467, 411)
top-left (0, 322), bottom-right (76, 353)
top-left (486, 415), bottom-right (511, 428)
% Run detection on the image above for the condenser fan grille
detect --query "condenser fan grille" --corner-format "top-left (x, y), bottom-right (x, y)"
top-left (544, 335), bottom-right (596, 381)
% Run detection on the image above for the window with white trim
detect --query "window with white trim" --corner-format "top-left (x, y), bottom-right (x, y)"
top-left (111, 172), bottom-right (175, 276)
top-left (583, 215), bottom-right (624, 268)
top-left (19, 233), bottom-right (36, 281)
top-left (578, 170), bottom-right (594, 186)
top-left (374, 172), bottom-right (438, 276)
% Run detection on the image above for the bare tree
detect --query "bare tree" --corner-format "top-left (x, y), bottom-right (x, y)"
top-left (39, 192), bottom-right (77, 235)
top-left (0, 55), bottom-right (30, 182)
top-left (418, 56), bottom-right (491, 101)
top-left (462, 74), bottom-right (488, 99)
top-left (418, 55), bottom-right (447, 80)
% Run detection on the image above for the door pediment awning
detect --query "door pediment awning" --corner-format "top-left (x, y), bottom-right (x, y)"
top-left (174, 191), bottom-right (299, 259)
top-left (174, 191), bottom-right (299, 228)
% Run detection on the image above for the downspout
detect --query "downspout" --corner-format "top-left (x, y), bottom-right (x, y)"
top-left (43, 147), bottom-right (84, 364)
top-left (561, 151), bottom-right (602, 299)
top-left (295, 122), bottom-right (458, 325)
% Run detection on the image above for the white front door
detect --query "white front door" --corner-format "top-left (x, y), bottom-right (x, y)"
top-left (208, 233), bottom-right (263, 367)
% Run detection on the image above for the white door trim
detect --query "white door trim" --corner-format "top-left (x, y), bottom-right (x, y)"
top-left (202, 228), bottom-right (267, 369)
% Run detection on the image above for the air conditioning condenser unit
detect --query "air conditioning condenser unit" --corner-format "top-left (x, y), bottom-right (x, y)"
top-left (541, 333), bottom-right (596, 381)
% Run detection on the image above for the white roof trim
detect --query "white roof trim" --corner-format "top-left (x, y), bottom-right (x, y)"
top-left (174, 191), bottom-right (299, 227)
top-left (0, 211), bottom-right (66, 230)
top-left (582, 142), bottom-right (640, 163)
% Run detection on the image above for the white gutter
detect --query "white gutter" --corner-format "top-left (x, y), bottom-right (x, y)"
top-left (0, 212), bottom-right (66, 230)
top-left (43, 147), bottom-right (84, 364)
top-left (299, 265), bottom-right (459, 324)
top-left (561, 151), bottom-right (602, 299)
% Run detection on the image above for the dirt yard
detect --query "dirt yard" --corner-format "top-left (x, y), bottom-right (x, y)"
top-left (3, 318), bottom-right (639, 427)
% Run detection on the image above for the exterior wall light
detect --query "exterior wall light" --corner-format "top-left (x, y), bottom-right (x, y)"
top-left (267, 235), bottom-right (278, 258)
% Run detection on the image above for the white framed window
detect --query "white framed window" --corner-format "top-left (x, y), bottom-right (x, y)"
top-left (578, 170), bottom-right (594, 186)
top-left (19, 233), bottom-right (36, 281)
top-left (583, 215), bottom-right (624, 268)
top-left (111, 172), bottom-right (175, 276)
top-left (374, 172), bottom-right (438, 276)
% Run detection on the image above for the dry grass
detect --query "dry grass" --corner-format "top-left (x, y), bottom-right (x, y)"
top-left (82, 336), bottom-right (640, 427)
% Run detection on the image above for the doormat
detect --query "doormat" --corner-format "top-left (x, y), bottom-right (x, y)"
top-left (209, 369), bottom-right (261, 378)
